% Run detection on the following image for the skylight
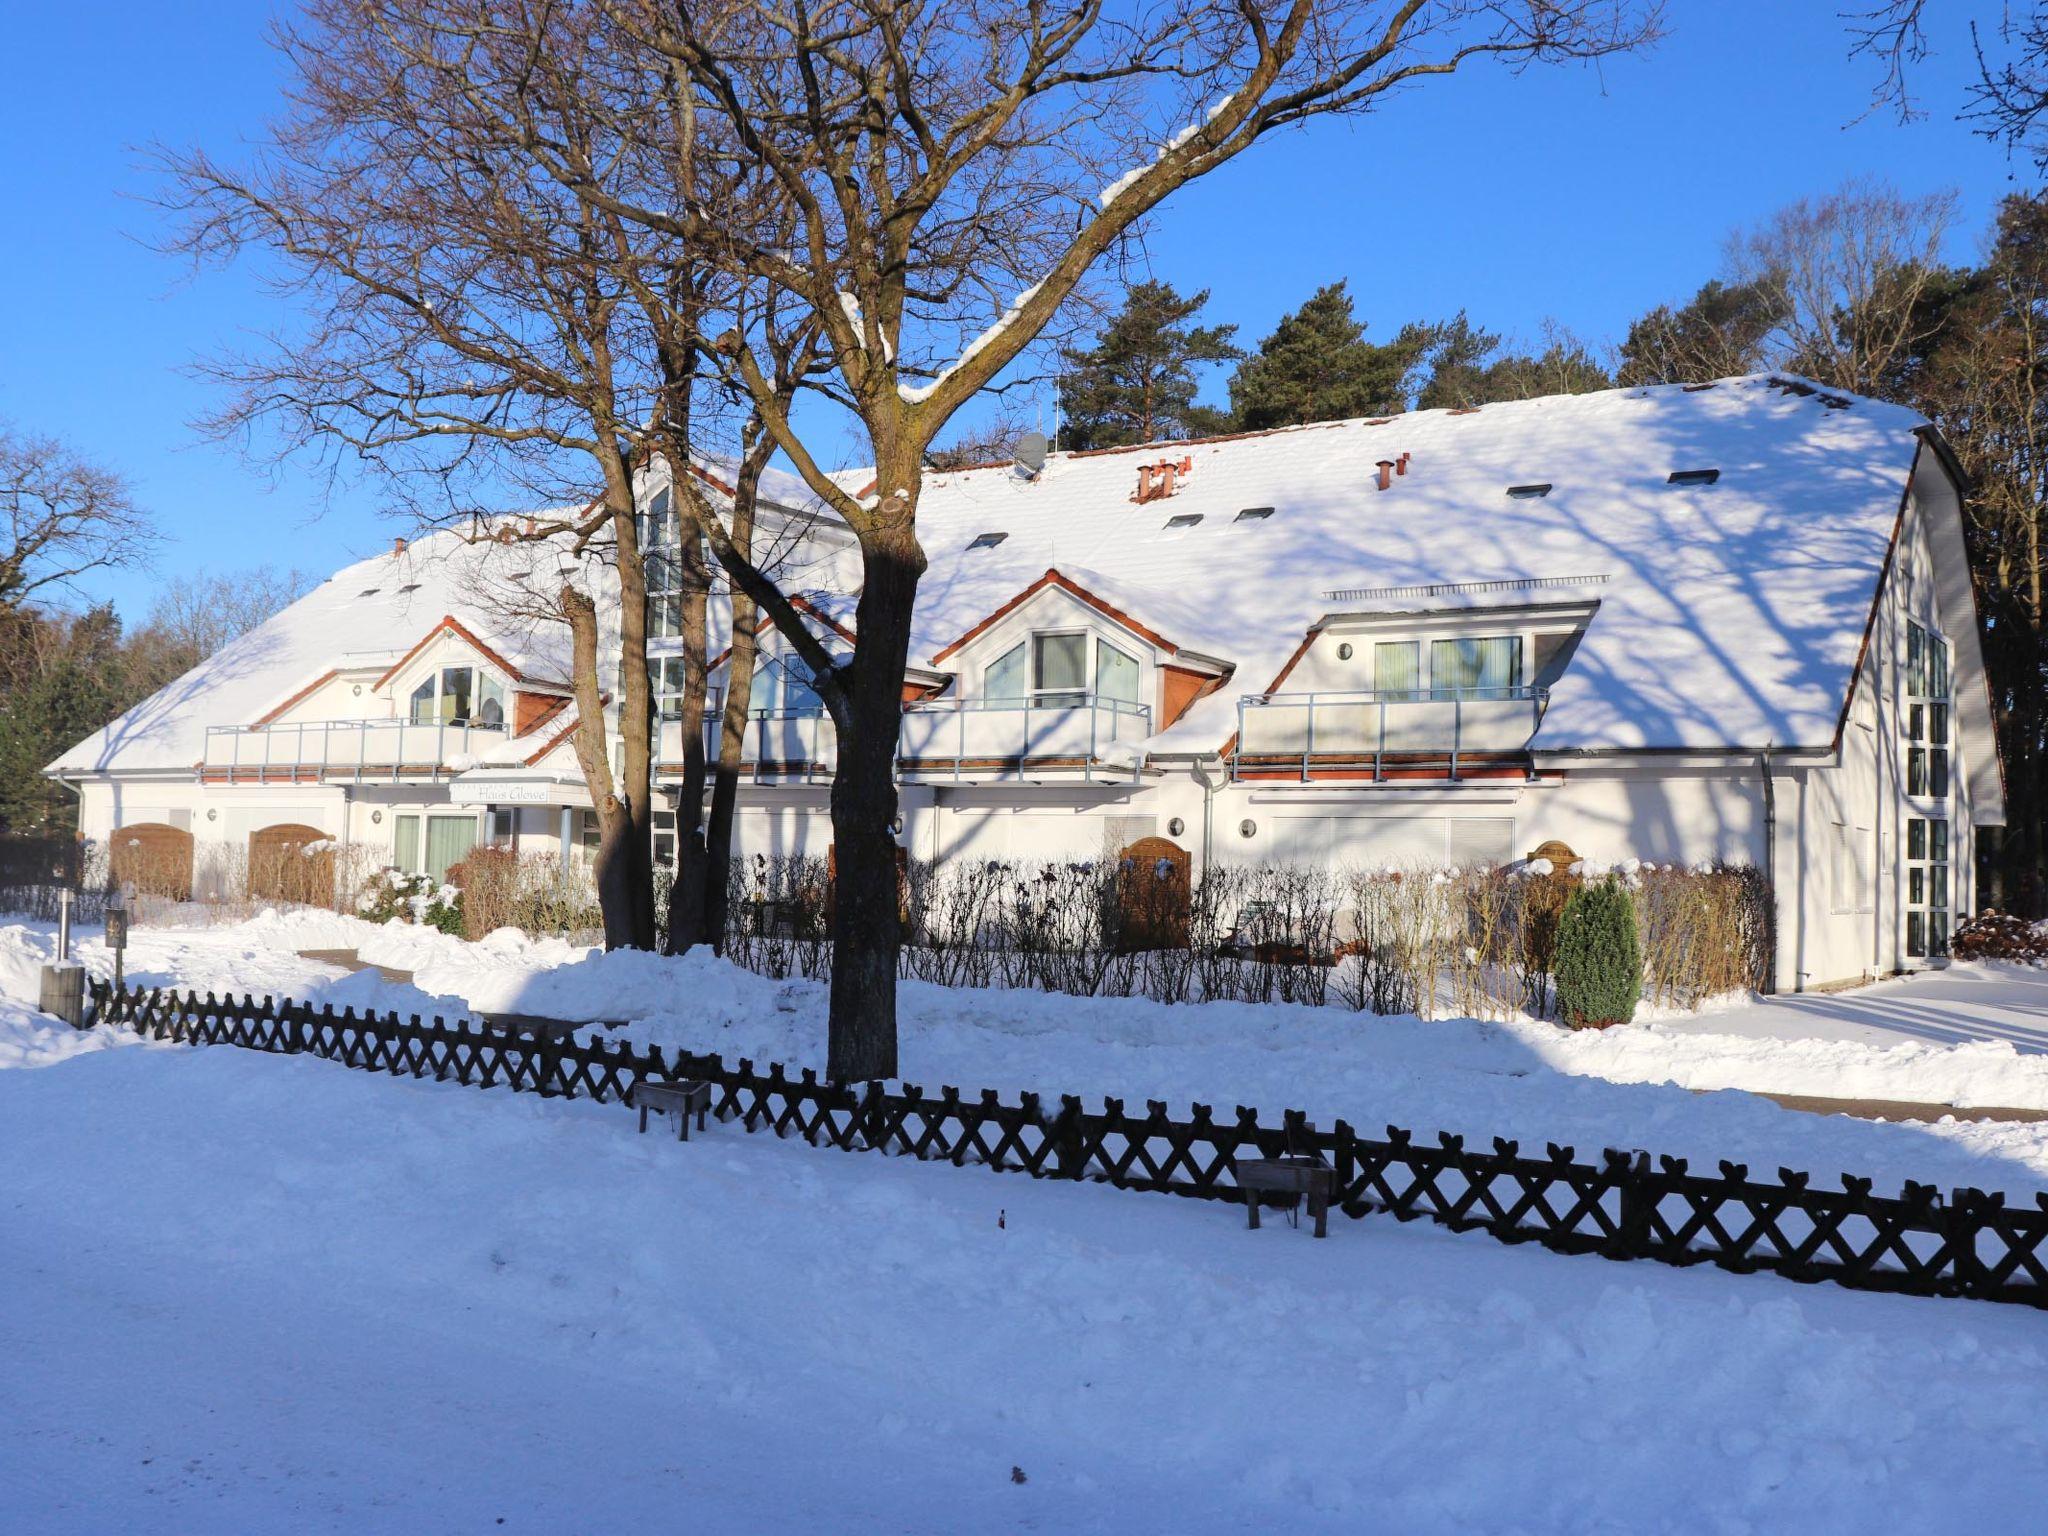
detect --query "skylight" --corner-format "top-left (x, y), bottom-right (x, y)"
top-left (358, 587), bottom-right (382, 597)
top-left (966, 531), bottom-right (1008, 551)
top-left (397, 583), bottom-right (422, 594)
top-left (1667, 468), bottom-right (1721, 486)
top-left (1235, 506), bottom-right (1275, 522)
top-left (1506, 484), bottom-right (1553, 500)
top-left (1165, 513), bottom-right (1202, 529)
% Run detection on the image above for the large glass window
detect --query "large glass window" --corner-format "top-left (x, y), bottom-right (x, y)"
top-left (1373, 641), bottom-right (1420, 698)
top-left (1905, 816), bottom-right (1951, 959)
top-left (1094, 639), bottom-right (1140, 703)
top-left (407, 666), bottom-right (503, 726)
top-left (393, 814), bottom-right (421, 873)
top-left (1429, 636), bottom-right (1522, 699)
top-left (423, 815), bottom-right (477, 883)
top-left (1034, 632), bottom-right (1088, 707)
top-left (1905, 619), bottom-right (1951, 799)
top-left (650, 656), bottom-right (722, 723)
top-left (754, 655), bottom-right (823, 714)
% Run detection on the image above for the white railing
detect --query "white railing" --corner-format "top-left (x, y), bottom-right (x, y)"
top-left (1232, 686), bottom-right (1547, 782)
top-left (201, 719), bottom-right (509, 783)
top-left (898, 695), bottom-right (1151, 781)
top-left (652, 696), bottom-right (1153, 783)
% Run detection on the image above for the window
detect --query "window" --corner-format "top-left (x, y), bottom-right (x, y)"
top-left (1905, 816), bottom-right (1951, 959)
top-left (1506, 483), bottom-right (1553, 500)
top-left (1033, 632), bottom-right (1087, 707)
top-left (985, 642), bottom-right (1028, 699)
top-left (487, 808), bottom-right (517, 847)
top-left (1429, 636), bottom-right (1522, 699)
top-left (1373, 641), bottom-right (1421, 698)
top-left (408, 666), bottom-right (505, 726)
top-left (638, 486), bottom-right (709, 640)
top-left (754, 655), bottom-right (823, 714)
top-left (1235, 507), bottom-right (1275, 522)
top-left (967, 531), bottom-right (1008, 551)
top-left (1164, 513), bottom-right (1202, 529)
top-left (653, 810), bottom-right (676, 867)
top-left (1094, 639), bottom-right (1140, 703)
top-left (983, 631), bottom-right (1142, 708)
top-left (1667, 468), bottom-right (1721, 486)
top-left (393, 814), bottom-right (421, 874)
top-left (423, 815), bottom-right (477, 883)
top-left (1905, 620), bottom-right (1951, 799)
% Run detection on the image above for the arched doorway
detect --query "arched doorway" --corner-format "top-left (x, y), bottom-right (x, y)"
top-left (248, 823), bottom-right (335, 906)
top-left (1115, 836), bottom-right (1191, 951)
top-left (109, 823), bottom-right (194, 901)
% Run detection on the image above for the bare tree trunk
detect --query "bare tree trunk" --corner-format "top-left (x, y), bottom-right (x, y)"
top-left (824, 517), bottom-right (923, 1082)
top-left (665, 546), bottom-right (713, 953)
top-left (562, 581), bottom-right (652, 951)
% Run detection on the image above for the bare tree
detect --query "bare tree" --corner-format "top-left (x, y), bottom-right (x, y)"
top-left (139, 566), bottom-right (316, 671)
top-left (0, 426), bottom-right (157, 612)
top-left (1727, 178), bottom-right (1958, 397)
top-left (1851, 1), bottom-right (2048, 174)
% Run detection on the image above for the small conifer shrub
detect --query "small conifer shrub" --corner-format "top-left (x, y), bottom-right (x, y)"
top-left (1553, 877), bottom-right (1642, 1028)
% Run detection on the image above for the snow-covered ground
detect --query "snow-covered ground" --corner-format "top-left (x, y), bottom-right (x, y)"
top-left (15, 910), bottom-right (2048, 1194)
top-left (7, 912), bottom-right (2048, 1531)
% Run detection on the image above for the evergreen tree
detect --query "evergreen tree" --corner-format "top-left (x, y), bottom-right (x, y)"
top-left (1227, 281), bottom-right (1418, 429)
top-left (1615, 277), bottom-right (1788, 386)
top-left (0, 604), bottom-right (132, 833)
top-left (1552, 877), bottom-right (1642, 1029)
top-left (1057, 281), bottom-right (1240, 450)
top-left (1412, 313), bottom-right (1612, 409)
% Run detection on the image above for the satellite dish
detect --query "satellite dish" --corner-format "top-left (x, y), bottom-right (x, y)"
top-left (1013, 431), bottom-right (1049, 476)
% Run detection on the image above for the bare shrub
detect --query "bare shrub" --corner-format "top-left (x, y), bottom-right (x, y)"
top-left (448, 847), bottom-right (603, 942)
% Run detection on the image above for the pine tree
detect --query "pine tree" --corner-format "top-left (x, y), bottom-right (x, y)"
top-left (1412, 314), bottom-right (1612, 410)
top-left (1227, 281), bottom-right (1419, 429)
top-left (1057, 281), bottom-right (1240, 450)
top-left (1615, 277), bottom-right (1788, 386)
top-left (0, 605), bottom-right (132, 832)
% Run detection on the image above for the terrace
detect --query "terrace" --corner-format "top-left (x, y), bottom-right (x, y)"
top-left (1229, 685), bottom-right (1548, 782)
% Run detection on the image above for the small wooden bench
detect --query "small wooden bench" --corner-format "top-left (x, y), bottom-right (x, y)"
top-left (477, 1012), bottom-right (625, 1041)
top-left (630, 1078), bottom-right (713, 1141)
top-left (1234, 1155), bottom-right (1335, 1239)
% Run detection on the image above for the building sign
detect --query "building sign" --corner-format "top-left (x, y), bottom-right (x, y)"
top-left (446, 777), bottom-right (588, 808)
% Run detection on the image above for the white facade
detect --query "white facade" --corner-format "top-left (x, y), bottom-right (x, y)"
top-left (49, 377), bottom-right (2002, 989)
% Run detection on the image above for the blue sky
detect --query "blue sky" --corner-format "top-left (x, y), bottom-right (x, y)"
top-left (0, 1), bottom-right (2029, 620)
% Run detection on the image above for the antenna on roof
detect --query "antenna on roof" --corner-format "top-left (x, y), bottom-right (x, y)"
top-left (1013, 431), bottom-right (1049, 478)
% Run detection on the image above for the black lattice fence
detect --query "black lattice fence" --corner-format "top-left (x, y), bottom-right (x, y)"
top-left (87, 981), bottom-right (2048, 1309)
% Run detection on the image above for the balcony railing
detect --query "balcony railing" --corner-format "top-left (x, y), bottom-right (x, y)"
top-left (1231, 686), bottom-right (1547, 782)
top-left (201, 719), bottom-right (510, 784)
top-left (898, 695), bottom-right (1151, 781)
top-left (654, 696), bottom-right (1154, 783)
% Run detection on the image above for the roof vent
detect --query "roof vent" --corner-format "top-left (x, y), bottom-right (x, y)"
top-left (1374, 459), bottom-right (1396, 491)
top-left (1132, 456), bottom-right (1192, 504)
top-left (967, 531), bottom-right (1008, 551)
top-left (1506, 484), bottom-right (1553, 500)
top-left (1235, 506), bottom-right (1275, 522)
top-left (1667, 468), bottom-right (1721, 487)
top-left (1165, 512), bottom-right (1202, 529)
top-left (1012, 431), bottom-right (1049, 477)
top-left (391, 537), bottom-right (408, 557)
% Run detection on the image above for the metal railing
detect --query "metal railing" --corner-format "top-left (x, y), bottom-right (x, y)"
top-left (1231, 685), bottom-right (1547, 782)
top-left (898, 695), bottom-right (1151, 782)
top-left (201, 719), bottom-right (510, 784)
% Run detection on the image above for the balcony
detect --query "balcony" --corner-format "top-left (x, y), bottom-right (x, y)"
top-left (654, 696), bottom-right (1154, 784)
top-left (201, 719), bottom-right (510, 784)
top-left (897, 695), bottom-right (1151, 782)
top-left (1231, 687), bottom-right (1547, 783)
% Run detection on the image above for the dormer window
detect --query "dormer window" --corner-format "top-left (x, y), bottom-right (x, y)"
top-left (984, 630), bottom-right (1141, 707)
top-left (967, 531), bottom-right (1008, 551)
top-left (409, 665), bottom-right (506, 727)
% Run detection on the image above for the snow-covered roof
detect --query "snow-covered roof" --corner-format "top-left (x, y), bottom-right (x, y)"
top-left (49, 521), bottom-right (612, 776)
top-left (842, 376), bottom-right (1930, 754)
